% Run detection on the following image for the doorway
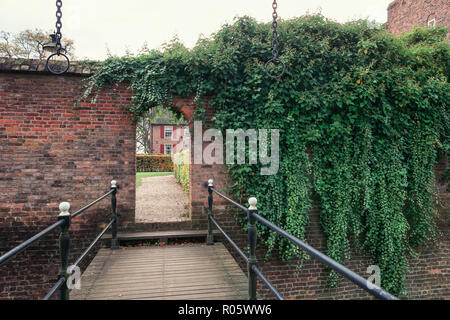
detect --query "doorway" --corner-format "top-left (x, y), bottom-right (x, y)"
top-left (134, 106), bottom-right (190, 227)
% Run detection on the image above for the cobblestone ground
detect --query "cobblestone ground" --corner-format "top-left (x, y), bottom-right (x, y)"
top-left (135, 175), bottom-right (189, 223)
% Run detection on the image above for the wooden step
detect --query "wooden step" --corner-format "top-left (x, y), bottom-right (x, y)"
top-left (120, 220), bottom-right (193, 232)
top-left (102, 230), bottom-right (221, 244)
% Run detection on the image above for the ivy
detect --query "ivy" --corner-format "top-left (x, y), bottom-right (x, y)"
top-left (82, 15), bottom-right (449, 297)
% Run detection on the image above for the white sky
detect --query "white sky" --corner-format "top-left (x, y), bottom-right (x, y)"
top-left (0, 0), bottom-right (393, 60)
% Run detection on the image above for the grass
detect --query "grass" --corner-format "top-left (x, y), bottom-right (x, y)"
top-left (136, 172), bottom-right (174, 187)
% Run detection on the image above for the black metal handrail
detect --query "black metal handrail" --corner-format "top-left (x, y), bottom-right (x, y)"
top-left (72, 219), bottom-right (115, 268)
top-left (205, 179), bottom-right (399, 300)
top-left (0, 180), bottom-right (120, 300)
top-left (209, 215), bottom-right (248, 263)
top-left (71, 189), bottom-right (115, 218)
top-left (43, 277), bottom-right (65, 300)
top-left (251, 265), bottom-right (283, 300)
top-left (0, 219), bottom-right (65, 267)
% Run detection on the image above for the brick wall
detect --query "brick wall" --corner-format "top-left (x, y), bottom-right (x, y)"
top-left (208, 158), bottom-right (449, 300)
top-left (0, 74), bottom-right (214, 299)
top-left (0, 71), bottom-right (136, 299)
top-left (0, 63), bottom-right (448, 300)
top-left (386, 0), bottom-right (450, 42)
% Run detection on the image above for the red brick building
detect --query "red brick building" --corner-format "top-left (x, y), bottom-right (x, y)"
top-left (386, 0), bottom-right (450, 41)
top-left (148, 122), bottom-right (189, 154)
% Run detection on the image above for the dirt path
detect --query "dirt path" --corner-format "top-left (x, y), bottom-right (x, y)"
top-left (135, 175), bottom-right (189, 223)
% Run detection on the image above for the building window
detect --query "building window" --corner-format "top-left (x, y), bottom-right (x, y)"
top-left (164, 126), bottom-right (173, 139)
top-left (427, 19), bottom-right (436, 27)
top-left (164, 144), bottom-right (172, 154)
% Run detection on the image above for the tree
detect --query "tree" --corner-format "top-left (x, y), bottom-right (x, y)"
top-left (136, 111), bottom-right (151, 154)
top-left (0, 28), bottom-right (74, 61)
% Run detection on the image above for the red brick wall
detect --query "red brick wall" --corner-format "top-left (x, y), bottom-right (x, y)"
top-left (387, 0), bottom-right (450, 41)
top-left (0, 79), bottom-right (214, 298)
top-left (0, 67), bottom-right (448, 300)
top-left (208, 159), bottom-right (449, 300)
top-left (0, 71), bottom-right (136, 299)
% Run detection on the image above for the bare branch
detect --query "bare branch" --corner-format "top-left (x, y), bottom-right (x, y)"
top-left (0, 28), bottom-right (75, 61)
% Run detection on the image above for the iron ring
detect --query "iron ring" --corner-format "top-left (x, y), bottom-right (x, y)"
top-left (45, 53), bottom-right (70, 75)
top-left (264, 58), bottom-right (286, 79)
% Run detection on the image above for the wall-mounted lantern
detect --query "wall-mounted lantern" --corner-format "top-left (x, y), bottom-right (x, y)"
top-left (43, 33), bottom-right (67, 55)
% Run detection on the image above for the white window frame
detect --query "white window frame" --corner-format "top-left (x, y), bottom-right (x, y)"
top-left (164, 126), bottom-right (173, 139)
top-left (164, 144), bottom-right (172, 154)
top-left (427, 19), bottom-right (436, 27)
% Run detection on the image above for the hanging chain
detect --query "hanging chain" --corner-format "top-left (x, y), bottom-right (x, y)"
top-left (46, 0), bottom-right (70, 75)
top-left (271, 0), bottom-right (279, 60)
top-left (55, 0), bottom-right (63, 54)
top-left (265, 0), bottom-right (285, 79)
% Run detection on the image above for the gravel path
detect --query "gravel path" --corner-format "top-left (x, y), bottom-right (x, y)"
top-left (135, 175), bottom-right (189, 223)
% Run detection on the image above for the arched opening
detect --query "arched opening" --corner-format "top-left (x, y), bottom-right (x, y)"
top-left (133, 97), bottom-right (195, 230)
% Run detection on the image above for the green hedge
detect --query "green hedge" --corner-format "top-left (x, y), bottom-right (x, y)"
top-left (136, 154), bottom-right (173, 172)
top-left (173, 150), bottom-right (189, 194)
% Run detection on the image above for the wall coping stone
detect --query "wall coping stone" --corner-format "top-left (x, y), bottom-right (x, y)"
top-left (0, 57), bottom-right (100, 76)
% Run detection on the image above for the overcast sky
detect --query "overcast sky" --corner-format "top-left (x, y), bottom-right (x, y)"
top-left (0, 0), bottom-right (393, 60)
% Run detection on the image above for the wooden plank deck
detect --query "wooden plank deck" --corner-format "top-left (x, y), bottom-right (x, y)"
top-left (71, 243), bottom-right (248, 300)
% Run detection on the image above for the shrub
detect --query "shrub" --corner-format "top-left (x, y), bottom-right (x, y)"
top-left (173, 150), bottom-right (189, 194)
top-left (136, 154), bottom-right (173, 172)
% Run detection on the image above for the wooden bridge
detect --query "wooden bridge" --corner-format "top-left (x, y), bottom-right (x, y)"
top-left (71, 241), bottom-right (247, 300)
top-left (0, 180), bottom-right (398, 300)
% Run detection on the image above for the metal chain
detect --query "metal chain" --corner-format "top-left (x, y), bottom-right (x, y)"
top-left (55, 0), bottom-right (63, 54)
top-left (46, 0), bottom-right (70, 75)
top-left (271, 0), bottom-right (279, 59)
top-left (265, 0), bottom-right (285, 79)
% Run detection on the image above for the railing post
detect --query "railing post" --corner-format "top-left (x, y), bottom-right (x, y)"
top-left (111, 180), bottom-right (119, 250)
top-left (207, 179), bottom-right (214, 245)
top-left (58, 202), bottom-right (71, 300)
top-left (247, 197), bottom-right (258, 300)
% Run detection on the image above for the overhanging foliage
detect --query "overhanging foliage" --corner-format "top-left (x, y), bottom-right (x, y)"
top-left (83, 15), bottom-right (449, 296)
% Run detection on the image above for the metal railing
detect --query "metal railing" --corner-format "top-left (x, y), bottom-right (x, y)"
top-left (205, 179), bottom-right (398, 300)
top-left (0, 180), bottom-right (119, 300)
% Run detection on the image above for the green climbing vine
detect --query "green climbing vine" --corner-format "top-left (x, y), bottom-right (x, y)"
top-left (82, 16), bottom-right (449, 297)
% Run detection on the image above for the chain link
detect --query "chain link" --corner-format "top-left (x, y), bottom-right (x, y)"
top-left (55, 0), bottom-right (63, 53)
top-left (46, 0), bottom-right (70, 75)
top-left (271, 0), bottom-right (279, 59)
top-left (265, 0), bottom-right (285, 79)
